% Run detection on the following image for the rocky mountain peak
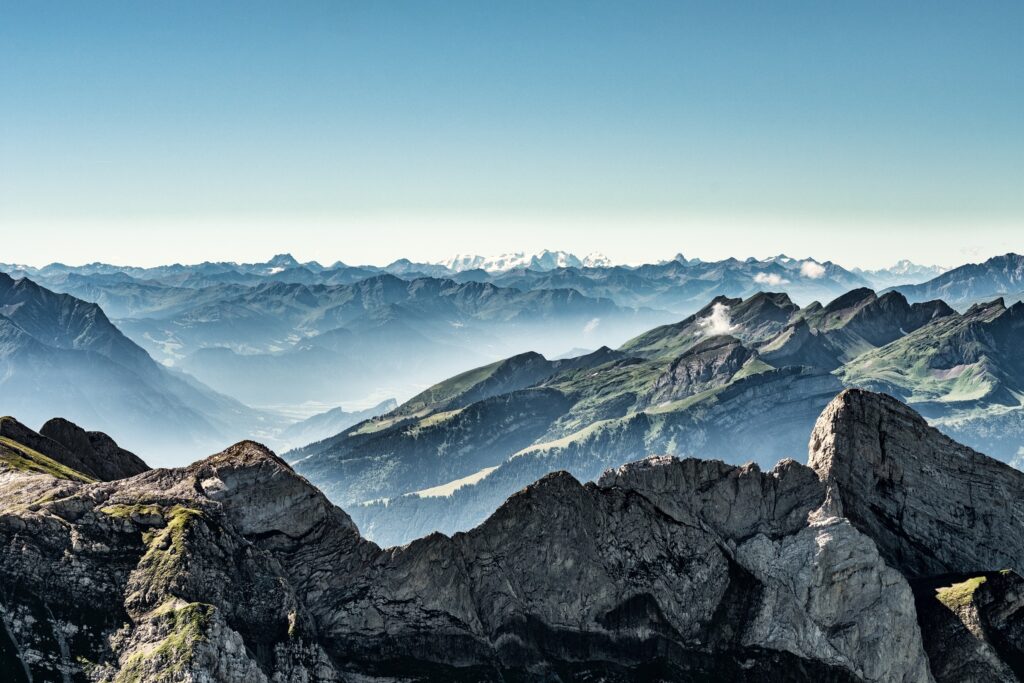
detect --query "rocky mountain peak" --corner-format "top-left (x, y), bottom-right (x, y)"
top-left (965, 297), bottom-right (1007, 317)
top-left (39, 417), bottom-right (149, 481)
top-left (4, 391), bottom-right (1024, 680)
top-left (809, 388), bottom-right (1024, 578)
top-left (647, 335), bottom-right (758, 405)
top-left (266, 253), bottom-right (299, 268)
top-left (0, 415), bottom-right (145, 482)
top-left (186, 440), bottom-right (358, 539)
top-left (193, 438), bottom-right (292, 471)
top-left (823, 287), bottom-right (877, 313)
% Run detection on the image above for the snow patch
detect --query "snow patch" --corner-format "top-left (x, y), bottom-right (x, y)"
top-left (582, 252), bottom-right (612, 268)
top-left (440, 250), bottom-right (610, 273)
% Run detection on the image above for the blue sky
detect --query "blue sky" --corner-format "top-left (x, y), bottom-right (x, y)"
top-left (1, 1), bottom-right (1021, 267)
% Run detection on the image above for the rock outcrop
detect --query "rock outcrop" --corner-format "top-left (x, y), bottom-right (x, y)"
top-left (646, 335), bottom-right (758, 405)
top-left (2, 389), bottom-right (1024, 680)
top-left (39, 417), bottom-right (150, 481)
top-left (912, 571), bottom-right (1024, 682)
top-left (809, 389), bottom-right (1024, 578)
top-left (0, 415), bottom-right (148, 481)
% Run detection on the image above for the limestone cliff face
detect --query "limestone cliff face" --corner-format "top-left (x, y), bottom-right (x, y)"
top-left (1, 390), bottom-right (1023, 681)
top-left (808, 388), bottom-right (1024, 579)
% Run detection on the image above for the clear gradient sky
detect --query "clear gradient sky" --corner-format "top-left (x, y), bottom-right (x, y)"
top-left (1, 1), bottom-right (1021, 268)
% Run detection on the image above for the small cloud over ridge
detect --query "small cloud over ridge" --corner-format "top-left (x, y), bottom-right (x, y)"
top-left (698, 302), bottom-right (738, 336)
top-left (754, 272), bottom-right (789, 286)
top-left (800, 261), bottom-right (827, 279)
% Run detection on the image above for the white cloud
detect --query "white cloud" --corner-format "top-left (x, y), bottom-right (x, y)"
top-left (753, 272), bottom-right (789, 286)
top-left (800, 261), bottom-right (827, 279)
top-left (698, 303), bottom-right (738, 336)
top-left (583, 317), bottom-right (601, 334)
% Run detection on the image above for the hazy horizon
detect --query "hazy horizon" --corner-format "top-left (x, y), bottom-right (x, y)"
top-left (1, 221), bottom-right (1018, 272)
top-left (3, 2), bottom-right (1021, 270)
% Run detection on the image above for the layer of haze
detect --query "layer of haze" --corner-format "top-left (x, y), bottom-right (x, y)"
top-left (2, 1), bottom-right (1021, 269)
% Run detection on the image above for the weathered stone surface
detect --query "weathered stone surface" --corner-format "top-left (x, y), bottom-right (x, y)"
top-left (809, 388), bottom-right (1024, 578)
top-left (0, 432), bottom-right (933, 681)
top-left (9, 388), bottom-right (1024, 680)
top-left (912, 571), bottom-right (1024, 682)
top-left (645, 335), bottom-right (757, 405)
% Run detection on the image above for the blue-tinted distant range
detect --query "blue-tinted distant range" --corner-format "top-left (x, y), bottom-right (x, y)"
top-left (2, 248), bottom-right (1023, 469)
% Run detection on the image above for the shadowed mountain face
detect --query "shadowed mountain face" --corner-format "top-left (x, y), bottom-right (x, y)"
top-left (0, 416), bottom-right (147, 482)
top-left (290, 287), bottom-right (978, 547)
top-left (1, 391), bottom-right (1022, 681)
top-left (0, 273), bottom-right (276, 463)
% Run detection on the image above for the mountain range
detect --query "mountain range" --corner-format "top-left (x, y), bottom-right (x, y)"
top-left (1, 250), bottom-right (950, 319)
top-left (0, 252), bottom-right (1019, 475)
top-left (853, 259), bottom-right (948, 289)
top-left (440, 249), bottom-right (613, 272)
top-left (3, 391), bottom-right (1024, 680)
top-left (888, 252), bottom-right (1024, 308)
top-left (0, 251), bottom-right (958, 414)
top-left (125, 276), bottom-right (665, 408)
top-left (0, 273), bottom-right (273, 461)
top-left (276, 399), bottom-right (398, 451)
top-left (290, 284), bottom-right (1024, 547)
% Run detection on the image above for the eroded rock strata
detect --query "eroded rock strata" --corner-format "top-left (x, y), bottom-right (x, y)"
top-left (0, 390), bottom-right (1022, 681)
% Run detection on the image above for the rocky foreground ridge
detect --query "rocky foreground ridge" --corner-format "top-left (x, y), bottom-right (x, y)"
top-left (1, 391), bottom-right (1023, 681)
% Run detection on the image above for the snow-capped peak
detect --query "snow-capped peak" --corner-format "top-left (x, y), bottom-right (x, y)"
top-left (440, 250), bottom-right (610, 273)
top-left (581, 252), bottom-right (612, 268)
top-left (854, 260), bottom-right (950, 285)
top-left (885, 259), bottom-right (948, 277)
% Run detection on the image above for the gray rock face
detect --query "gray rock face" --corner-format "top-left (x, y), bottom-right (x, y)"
top-left (1, 427), bottom-right (932, 681)
top-left (912, 571), bottom-right (1024, 682)
top-left (809, 389), bottom-right (1024, 578)
top-left (4, 389), bottom-right (1024, 680)
top-left (646, 335), bottom-right (757, 405)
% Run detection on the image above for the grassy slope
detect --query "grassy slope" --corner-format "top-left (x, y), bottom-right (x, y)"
top-left (0, 434), bottom-right (95, 482)
top-left (397, 359), bottom-right (505, 415)
top-left (838, 304), bottom-right (1007, 405)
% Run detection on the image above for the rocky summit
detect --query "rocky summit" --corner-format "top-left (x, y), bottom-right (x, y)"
top-left (0, 390), bottom-right (1022, 681)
